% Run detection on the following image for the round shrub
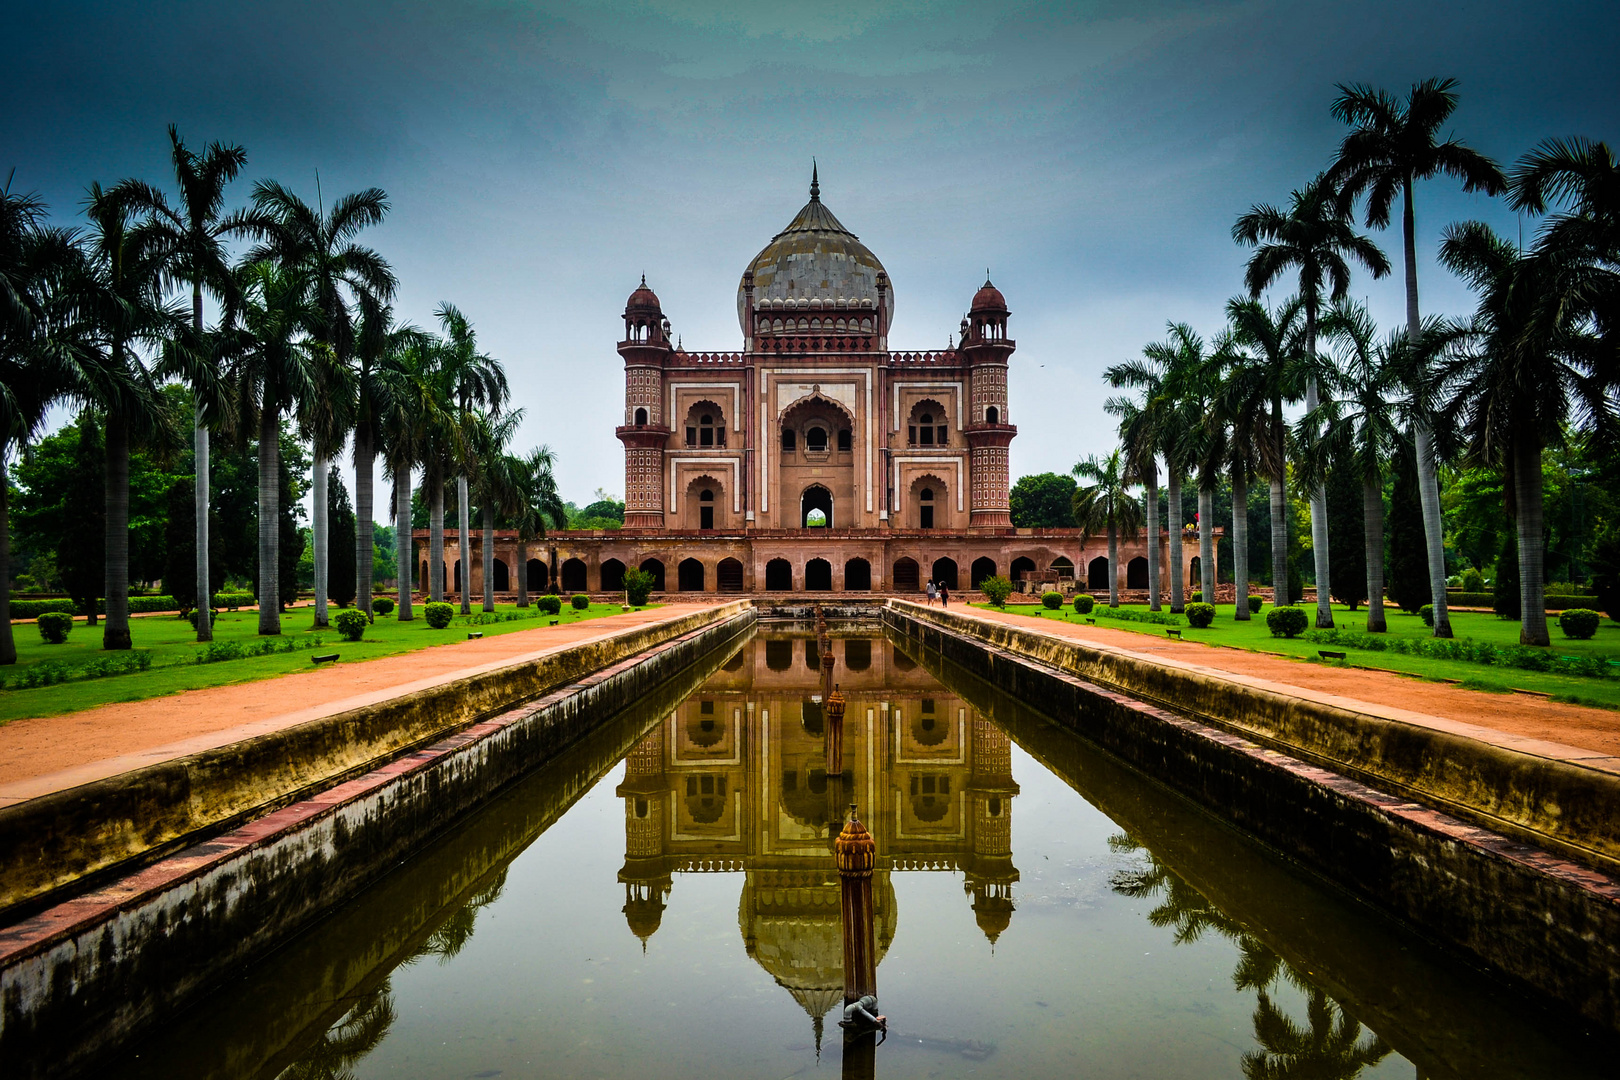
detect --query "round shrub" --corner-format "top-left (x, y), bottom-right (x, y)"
top-left (1266, 606), bottom-right (1308, 638)
top-left (1419, 604), bottom-right (1434, 627)
top-left (571, 593), bottom-right (591, 610)
top-left (36, 612), bottom-right (72, 644)
top-left (187, 608), bottom-right (217, 630)
top-left (1560, 608), bottom-right (1601, 640)
top-left (979, 575), bottom-right (1013, 608)
top-left (1072, 593), bottom-right (1095, 615)
top-left (1041, 590), bottom-right (1063, 610)
top-left (424, 602), bottom-right (455, 629)
top-left (373, 596), bottom-right (395, 616)
top-left (622, 568), bottom-right (655, 607)
top-left (334, 608), bottom-right (369, 642)
top-left (537, 595), bottom-right (563, 616)
top-left (1185, 602), bottom-right (1216, 629)
top-left (1248, 594), bottom-right (1264, 614)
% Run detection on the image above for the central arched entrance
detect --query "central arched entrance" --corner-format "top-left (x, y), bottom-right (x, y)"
top-left (801, 485), bottom-right (833, 529)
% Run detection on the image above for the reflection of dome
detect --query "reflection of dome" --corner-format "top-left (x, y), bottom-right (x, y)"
top-left (621, 876), bottom-right (671, 947)
top-left (686, 712), bottom-right (724, 748)
top-left (972, 892), bottom-right (1014, 945)
top-left (912, 710), bottom-right (948, 746)
top-left (737, 167), bottom-right (892, 334)
top-left (739, 870), bottom-right (897, 1023)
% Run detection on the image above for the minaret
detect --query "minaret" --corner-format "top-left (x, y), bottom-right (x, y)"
top-left (617, 724), bottom-right (672, 948)
top-left (963, 714), bottom-right (1020, 945)
top-left (617, 277), bottom-right (672, 529)
top-left (961, 278), bottom-right (1016, 529)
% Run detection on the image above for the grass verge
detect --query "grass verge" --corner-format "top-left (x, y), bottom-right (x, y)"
top-left (0, 601), bottom-right (657, 724)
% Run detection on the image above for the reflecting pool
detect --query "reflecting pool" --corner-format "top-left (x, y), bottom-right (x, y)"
top-left (113, 627), bottom-right (1618, 1079)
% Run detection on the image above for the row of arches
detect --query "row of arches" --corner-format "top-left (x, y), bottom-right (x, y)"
top-left (421, 553), bottom-right (1157, 596)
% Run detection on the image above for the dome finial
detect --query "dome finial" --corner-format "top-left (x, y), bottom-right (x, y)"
top-left (810, 159), bottom-right (820, 202)
top-left (640, 272), bottom-right (647, 287)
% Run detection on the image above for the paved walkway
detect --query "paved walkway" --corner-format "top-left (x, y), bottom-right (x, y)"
top-left (0, 604), bottom-right (713, 808)
top-left (958, 604), bottom-right (1620, 761)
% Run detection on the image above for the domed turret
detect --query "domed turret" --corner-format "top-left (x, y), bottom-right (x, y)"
top-left (970, 277), bottom-right (1007, 314)
top-left (737, 165), bottom-right (893, 335)
top-left (626, 274), bottom-right (662, 315)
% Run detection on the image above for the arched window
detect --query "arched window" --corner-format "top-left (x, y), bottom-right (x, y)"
top-left (716, 558), bottom-right (744, 592)
top-left (634, 407), bottom-right (648, 426)
top-left (1127, 556), bottom-right (1149, 589)
top-left (601, 558), bottom-right (626, 591)
top-left (802, 485), bottom-right (833, 529)
top-left (931, 557), bottom-right (958, 590)
top-left (837, 428), bottom-right (852, 451)
top-left (986, 405), bottom-right (999, 425)
top-left (805, 558), bottom-right (832, 590)
top-left (970, 557), bottom-right (997, 587)
top-left (684, 403), bottom-right (725, 448)
top-left (678, 558), bottom-right (705, 592)
top-left (806, 425), bottom-right (827, 452)
top-left (639, 558), bottom-right (666, 592)
top-left (561, 558), bottom-right (588, 592)
top-left (919, 487), bottom-right (936, 529)
top-left (844, 558), bottom-right (872, 591)
top-left (699, 488), bottom-right (714, 531)
top-left (893, 557), bottom-right (920, 592)
top-left (919, 413), bottom-right (935, 445)
top-left (765, 558), bottom-right (793, 591)
top-left (1087, 557), bottom-right (1110, 590)
top-left (781, 427), bottom-right (796, 452)
top-left (907, 400), bottom-right (950, 447)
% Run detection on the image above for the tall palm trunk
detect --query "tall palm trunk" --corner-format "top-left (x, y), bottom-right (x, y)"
top-left (312, 454), bottom-right (329, 628)
top-left (1106, 521), bottom-right (1120, 607)
top-left (1514, 438), bottom-right (1549, 646)
top-left (1144, 472), bottom-right (1160, 610)
top-left (1400, 178), bottom-right (1453, 639)
top-left (193, 282), bottom-right (212, 641)
top-left (457, 474), bottom-right (472, 614)
top-left (1198, 485), bottom-right (1216, 605)
top-left (1166, 469), bottom-right (1184, 613)
top-left (1304, 311), bottom-right (1334, 628)
top-left (482, 504), bottom-right (496, 612)
top-left (395, 472), bottom-right (414, 620)
top-left (103, 411), bottom-right (132, 649)
top-left (258, 403), bottom-right (281, 635)
top-left (516, 536), bottom-right (530, 608)
top-left (1363, 473), bottom-right (1387, 633)
top-left (429, 471), bottom-right (445, 603)
top-left (0, 461), bottom-right (13, 663)
top-left (1270, 477), bottom-right (1289, 607)
top-left (1232, 466), bottom-right (1250, 620)
top-left (355, 426), bottom-right (374, 619)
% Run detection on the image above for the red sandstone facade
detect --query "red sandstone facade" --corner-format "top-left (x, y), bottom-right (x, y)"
top-left (415, 171), bottom-right (1191, 598)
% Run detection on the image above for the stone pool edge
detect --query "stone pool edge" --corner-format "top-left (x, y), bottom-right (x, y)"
top-left (886, 601), bottom-right (1620, 1033)
top-left (0, 606), bottom-right (755, 1078)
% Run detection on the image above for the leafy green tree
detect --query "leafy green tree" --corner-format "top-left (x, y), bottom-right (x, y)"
top-left (1493, 531), bottom-right (1520, 620)
top-left (1008, 473), bottom-right (1076, 528)
top-left (1386, 439), bottom-right (1428, 614)
top-left (14, 416), bottom-right (105, 622)
top-left (1328, 77), bottom-right (1506, 638)
top-left (328, 472), bottom-right (357, 607)
top-left (506, 445), bottom-right (566, 608)
top-left (1439, 220), bottom-right (1614, 645)
top-left (1235, 172), bottom-right (1390, 627)
top-left (1324, 465), bottom-right (1367, 611)
top-left (1072, 449), bottom-right (1142, 608)
top-left (120, 126), bottom-right (254, 643)
top-left (434, 302), bottom-right (508, 613)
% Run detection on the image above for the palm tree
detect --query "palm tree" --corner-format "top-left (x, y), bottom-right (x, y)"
top-left (251, 180), bottom-right (396, 626)
top-left (1328, 77), bottom-right (1506, 638)
top-left (1107, 324), bottom-right (1207, 612)
top-left (1309, 303), bottom-right (1431, 633)
top-left (507, 445), bottom-right (566, 608)
top-left (220, 260), bottom-right (321, 634)
top-left (1209, 333), bottom-right (1265, 620)
top-left (1234, 172), bottom-right (1391, 628)
top-left (1438, 221), bottom-right (1615, 645)
top-left (1223, 297), bottom-right (1308, 607)
top-left (296, 331), bottom-right (357, 626)
top-left (1072, 449), bottom-right (1143, 608)
top-left (0, 185), bottom-right (86, 662)
top-left (77, 184), bottom-right (183, 649)
top-left (434, 302), bottom-right (508, 614)
top-left (1104, 396), bottom-right (1161, 609)
top-left (377, 326), bottom-right (440, 620)
top-left (117, 127), bottom-right (252, 642)
top-left (466, 408), bottom-right (523, 612)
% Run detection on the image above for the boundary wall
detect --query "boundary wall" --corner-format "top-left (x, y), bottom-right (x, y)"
top-left (885, 601), bottom-right (1620, 1032)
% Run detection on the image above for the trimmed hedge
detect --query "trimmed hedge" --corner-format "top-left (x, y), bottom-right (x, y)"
top-left (1447, 590), bottom-right (1597, 610)
top-left (1072, 594), bottom-right (1095, 615)
top-left (1267, 606), bottom-right (1308, 638)
top-left (372, 596), bottom-right (395, 616)
top-left (1041, 590), bottom-right (1063, 610)
top-left (1560, 608), bottom-right (1601, 640)
top-left (424, 602), bottom-right (455, 629)
top-left (1248, 595), bottom-right (1264, 613)
top-left (537, 595), bottom-right (563, 616)
top-left (334, 608), bottom-right (369, 641)
top-left (36, 612), bottom-right (73, 644)
top-left (571, 593), bottom-right (591, 610)
top-left (9, 591), bottom-right (257, 620)
top-left (1419, 604), bottom-right (1434, 627)
top-left (1185, 603), bottom-right (1216, 629)
top-left (1096, 607), bottom-right (1182, 626)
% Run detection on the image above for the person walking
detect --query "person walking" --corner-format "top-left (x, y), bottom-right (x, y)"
top-left (939, 583), bottom-right (950, 608)
top-left (926, 580), bottom-right (937, 605)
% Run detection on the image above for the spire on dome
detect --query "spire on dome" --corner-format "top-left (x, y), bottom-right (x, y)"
top-left (810, 160), bottom-right (820, 203)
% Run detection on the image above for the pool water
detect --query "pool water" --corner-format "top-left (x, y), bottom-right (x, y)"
top-left (114, 628), bottom-right (1618, 1079)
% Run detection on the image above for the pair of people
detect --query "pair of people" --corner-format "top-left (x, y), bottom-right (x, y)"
top-left (923, 581), bottom-right (951, 607)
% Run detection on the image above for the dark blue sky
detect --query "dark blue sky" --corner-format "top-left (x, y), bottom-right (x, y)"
top-left (6, 0), bottom-right (1617, 502)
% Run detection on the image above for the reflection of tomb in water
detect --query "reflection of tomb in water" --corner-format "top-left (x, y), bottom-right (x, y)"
top-left (616, 632), bottom-right (1020, 1029)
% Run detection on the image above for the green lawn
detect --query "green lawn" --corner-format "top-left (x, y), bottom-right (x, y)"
top-left (974, 600), bottom-right (1620, 709)
top-left (1, 601), bottom-right (655, 725)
